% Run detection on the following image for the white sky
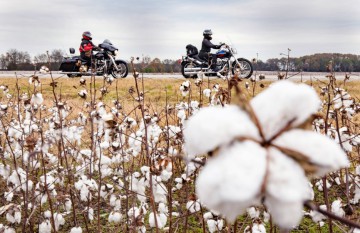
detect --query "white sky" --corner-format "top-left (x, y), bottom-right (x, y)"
top-left (0, 0), bottom-right (359, 61)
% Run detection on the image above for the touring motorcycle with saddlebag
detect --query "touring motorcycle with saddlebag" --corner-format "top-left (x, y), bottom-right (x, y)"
top-left (59, 39), bottom-right (128, 78)
top-left (181, 43), bottom-right (253, 79)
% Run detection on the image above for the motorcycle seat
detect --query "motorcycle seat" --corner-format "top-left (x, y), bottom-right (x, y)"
top-left (189, 54), bottom-right (207, 63)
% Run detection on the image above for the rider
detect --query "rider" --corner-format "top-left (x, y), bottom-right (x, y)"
top-left (198, 29), bottom-right (223, 72)
top-left (79, 31), bottom-right (99, 69)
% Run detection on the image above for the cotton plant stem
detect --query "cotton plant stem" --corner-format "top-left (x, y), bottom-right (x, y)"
top-left (165, 91), bottom-right (174, 233)
top-left (130, 58), bottom-right (159, 232)
top-left (304, 201), bottom-right (360, 229)
top-left (14, 76), bottom-right (30, 232)
top-left (323, 77), bottom-right (334, 232)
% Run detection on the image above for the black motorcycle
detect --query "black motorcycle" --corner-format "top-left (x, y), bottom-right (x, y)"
top-left (181, 43), bottom-right (253, 79)
top-left (59, 39), bottom-right (128, 78)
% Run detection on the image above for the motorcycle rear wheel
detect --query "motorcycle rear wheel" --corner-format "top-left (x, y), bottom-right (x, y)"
top-left (232, 58), bottom-right (253, 79)
top-left (181, 62), bottom-right (197, 79)
top-left (111, 61), bottom-right (128, 78)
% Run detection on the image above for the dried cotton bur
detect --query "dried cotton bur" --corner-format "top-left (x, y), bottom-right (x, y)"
top-left (183, 80), bottom-right (349, 230)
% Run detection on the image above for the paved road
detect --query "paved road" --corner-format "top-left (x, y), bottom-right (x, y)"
top-left (0, 71), bottom-right (359, 81)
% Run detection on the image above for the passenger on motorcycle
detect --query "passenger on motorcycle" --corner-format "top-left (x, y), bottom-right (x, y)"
top-left (198, 29), bottom-right (223, 72)
top-left (79, 31), bottom-right (99, 68)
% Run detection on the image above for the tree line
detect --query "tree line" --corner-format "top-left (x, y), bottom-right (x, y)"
top-left (0, 49), bottom-right (65, 71)
top-left (1, 49), bottom-right (359, 72)
top-left (253, 53), bottom-right (360, 72)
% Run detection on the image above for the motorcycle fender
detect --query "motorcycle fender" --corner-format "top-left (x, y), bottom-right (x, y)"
top-left (115, 59), bottom-right (127, 64)
top-left (181, 60), bottom-right (189, 66)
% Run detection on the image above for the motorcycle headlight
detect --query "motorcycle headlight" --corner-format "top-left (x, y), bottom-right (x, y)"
top-left (114, 50), bottom-right (118, 56)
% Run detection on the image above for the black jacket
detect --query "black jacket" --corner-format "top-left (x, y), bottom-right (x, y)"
top-left (200, 38), bottom-right (221, 53)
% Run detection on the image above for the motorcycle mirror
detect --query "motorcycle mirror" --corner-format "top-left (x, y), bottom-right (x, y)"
top-left (69, 48), bottom-right (75, 54)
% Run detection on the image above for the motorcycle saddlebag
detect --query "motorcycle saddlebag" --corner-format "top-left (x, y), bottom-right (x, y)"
top-left (59, 57), bottom-right (80, 71)
top-left (186, 44), bottom-right (198, 56)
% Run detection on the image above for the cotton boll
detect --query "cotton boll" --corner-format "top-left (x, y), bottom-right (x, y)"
top-left (186, 200), bottom-right (201, 213)
top-left (80, 185), bottom-right (90, 201)
top-left (252, 223), bottom-right (266, 233)
top-left (266, 148), bottom-right (310, 203)
top-left (70, 227), bottom-right (83, 233)
top-left (263, 211), bottom-right (270, 223)
top-left (31, 93), bottom-right (44, 105)
top-left (203, 89), bottom-right (211, 98)
top-left (160, 169), bottom-right (172, 182)
top-left (3, 227), bottom-right (16, 233)
top-left (44, 210), bottom-right (52, 219)
top-left (149, 212), bottom-right (167, 229)
top-left (351, 185), bottom-right (360, 204)
top-left (247, 207), bottom-right (260, 219)
top-left (273, 129), bottom-right (349, 177)
top-left (153, 181), bottom-right (168, 203)
top-left (0, 164), bottom-right (10, 179)
top-left (264, 149), bottom-right (310, 229)
top-left (265, 196), bottom-right (304, 230)
top-left (88, 208), bottom-right (94, 221)
top-left (207, 219), bottom-right (220, 233)
top-left (251, 80), bottom-right (320, 140)
top-left (184, 105), bottom-right (259, 157)
top-left (203, 212), bottom-right (214, 220)
top-left (206, 219), bottom-right (224, 233)
top-left (65, 198), bottom-right (72, 212)
top-left (174, 177), bottom-right (183, 190)
top-left (158, 203), bottom-right (168, 214)
top-left (108, 212), bottom-right (122, 224)
top-left (331, 199), bottom-right (345, 217)
top-left (196, 141), bottom-right (266, 222)
top-left (39, 220), bottom-right (52, 233)
top-left (54, 213), bottom-right (65, 231)
top-left (315, 179), bottom-right (332, 192)
top-left (309, 205), bottom-right (327, 222)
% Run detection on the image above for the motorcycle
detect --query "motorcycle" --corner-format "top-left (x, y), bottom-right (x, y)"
top-left (181, 43), bottom-right (253, 79)
top-left (59, 39), bottom-right (128, 78)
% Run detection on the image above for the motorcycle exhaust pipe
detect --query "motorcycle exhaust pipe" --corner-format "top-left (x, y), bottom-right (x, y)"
top-left (184, 71), bottom-right (214, 75)
top-left (184, 67), bottom-right (207, 72)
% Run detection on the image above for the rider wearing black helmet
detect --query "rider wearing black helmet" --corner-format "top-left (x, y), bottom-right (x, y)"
top-left (79, 31), bottom-right (99, 68)
top-left (199, 29), bottom-right (223, 72)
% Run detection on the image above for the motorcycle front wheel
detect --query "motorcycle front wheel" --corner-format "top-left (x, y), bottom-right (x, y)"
top-left (232, 58), bottom-right (253, 79)
top-left (181, 62), bottom-right (198, 79)
top-left (111, 61), bottom-right (128, 78)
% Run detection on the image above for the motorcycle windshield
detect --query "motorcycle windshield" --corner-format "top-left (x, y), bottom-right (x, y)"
top-left (99, 43), bottom-right (118, 52)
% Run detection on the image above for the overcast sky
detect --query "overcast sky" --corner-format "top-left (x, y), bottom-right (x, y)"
top-left (0, 0), bottom-right (359, 61)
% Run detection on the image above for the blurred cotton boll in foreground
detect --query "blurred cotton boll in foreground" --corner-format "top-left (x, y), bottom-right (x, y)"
top-left (184, 80), bottom-right (349, 230)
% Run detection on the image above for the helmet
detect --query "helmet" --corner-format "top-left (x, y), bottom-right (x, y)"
top-left (82, 31), bottom-right (92, 40)
top-left (203, 29), bottom-right (213, 40)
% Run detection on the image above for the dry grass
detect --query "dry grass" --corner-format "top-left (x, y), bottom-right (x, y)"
top-left (0, 76), bottom-right (360, 108)
top-left (0, 75), bottom-right (359, 122)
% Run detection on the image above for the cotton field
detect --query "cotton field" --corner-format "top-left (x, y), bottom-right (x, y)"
top-left (0, 66), bottom-right (359, 233)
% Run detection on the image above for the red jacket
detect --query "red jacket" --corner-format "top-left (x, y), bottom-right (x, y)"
top-left (79, 39), bottom-right (95, 57)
